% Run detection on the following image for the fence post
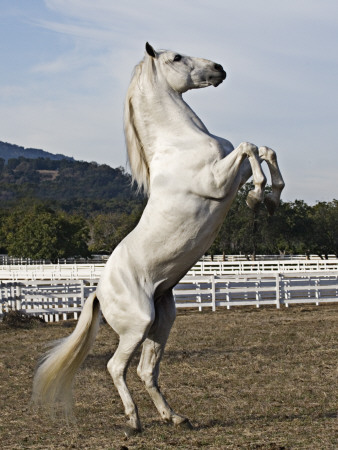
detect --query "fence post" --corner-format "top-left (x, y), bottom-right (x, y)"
top-left (284, 276), bottom-right (289, 307)
top-left (211, 275), bottom-right (216, 312)
top-left (15, 283), bottom-right (22, 312)
top-left (255, 279), bottom-right (260, 308)
top-left (0, 281), bottom-right (3, 317)
top-left (226, 281), bottom-right (231, 310)
top-left (275, 273), bottom-right (280, 309)
top-left (196, 281), bottom-right (202, 312)
top-left (10, 284), bottom-right (15, 310)
top-left (80, 279), bottom-right (85, 307)
top-left (315, 278), bottom-right (320, 306)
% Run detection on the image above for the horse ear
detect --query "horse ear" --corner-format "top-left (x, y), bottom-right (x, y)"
top-left (145, 42), bottom-right (157, 58)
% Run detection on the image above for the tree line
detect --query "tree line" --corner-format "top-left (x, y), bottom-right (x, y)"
top-left (0, 183), bottom-right (337, 261)
top-left (0, 156), bottom-right (336, 260)
top-left (0, 156), bottom-right (143, 260)
top-left (210, 184), bottom-right (338, 259)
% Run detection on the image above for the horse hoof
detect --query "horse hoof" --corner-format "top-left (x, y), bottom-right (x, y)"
top-left (175, 418), bottom-right (193, 430)
top-left (123, 426), bottom-right (141, 439)
top-left (264, 194), bottom-right (278, 216)
top-left (246, 191), bottom-right (261, 211)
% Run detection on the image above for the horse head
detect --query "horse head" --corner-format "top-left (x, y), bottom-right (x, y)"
top-left (145, 42), bottom-right (226, 93)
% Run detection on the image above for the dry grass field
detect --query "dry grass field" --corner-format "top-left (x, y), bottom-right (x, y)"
top-left (1, 305), bottom-right (337, 449)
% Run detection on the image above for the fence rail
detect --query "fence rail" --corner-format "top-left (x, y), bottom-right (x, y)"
top-left (1, 259), bottom-right (337, 281)
top-left (189, 259), bottom-right (338, 274)
top-left (1, 254), bottom-right (337, 265)
top-left (1, 272), bottom-right (337, 322)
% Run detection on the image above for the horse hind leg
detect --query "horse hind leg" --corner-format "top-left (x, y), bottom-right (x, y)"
top-left (137, 292), bottom-right (193, 429)
top-left (106, 314), bottom-right (153, 437)
top-left (258, 146), bottom-right (285, 215)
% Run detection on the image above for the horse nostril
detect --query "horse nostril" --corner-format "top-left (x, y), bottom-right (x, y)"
top-left (214, 63), bottom-right (224, 72)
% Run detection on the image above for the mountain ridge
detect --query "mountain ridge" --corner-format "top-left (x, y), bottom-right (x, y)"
top-left (0, 140), bottom-right (141, 216)
top-left (0, 140), bottom-right (74, 163)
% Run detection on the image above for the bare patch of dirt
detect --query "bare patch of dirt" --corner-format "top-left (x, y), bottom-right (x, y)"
top-left (1, 305), bottom-right (337, 449)
top-left (36, 169), bottom-right (59, 180)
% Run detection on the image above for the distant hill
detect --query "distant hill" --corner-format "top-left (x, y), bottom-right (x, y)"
top-left (0, 141), bottom-right (142, 216)
top-left (0, 141), bottom-right (73, 163)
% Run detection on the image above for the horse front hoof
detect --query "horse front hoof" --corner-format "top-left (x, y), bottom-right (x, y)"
top-left (264, 193), bottom-right (278, 216)
top-left (246, 190), bottom-right (262, 211)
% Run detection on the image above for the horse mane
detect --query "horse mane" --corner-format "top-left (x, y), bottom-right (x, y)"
top-left (124, 56), bottom-right (157, 196)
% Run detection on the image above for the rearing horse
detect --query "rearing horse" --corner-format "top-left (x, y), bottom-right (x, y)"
top-left (33, 43), bottom-right (285, 436)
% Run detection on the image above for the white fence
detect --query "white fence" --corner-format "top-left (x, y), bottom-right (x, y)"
top-left (0, 264), bottom-right (104, 281)
top-left (203, 254), bottom-right (338, 261)
top-left (174, 272), bottom-right (338, 310)
top-left (1, 254), bottom-right (336, 265)
top-left (1, 259), bottom-right (337, 281)
top-left (1, 272), bottom-right (337, 322)
top-left (0, 279), bottom-right (97, 322)
top-left (189, 259), bottom-right (338, 274)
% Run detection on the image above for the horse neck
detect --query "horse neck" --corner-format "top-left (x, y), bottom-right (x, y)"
top-left (135, 87), bottom-right (209, 152)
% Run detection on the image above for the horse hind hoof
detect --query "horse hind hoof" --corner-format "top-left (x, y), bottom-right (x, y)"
top-left (264, 194), bottom-right (278, 216)
top-left (174, 417), bottom-right (194, 430)
top-left (123, 425), bottom-right (142, 439)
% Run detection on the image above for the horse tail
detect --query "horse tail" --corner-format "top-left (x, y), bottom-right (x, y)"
top-left (32, 292), bottom-right (100, 417)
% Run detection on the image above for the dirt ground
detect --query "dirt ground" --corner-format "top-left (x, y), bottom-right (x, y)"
top-left (1, 304), bottom-right (337, 449)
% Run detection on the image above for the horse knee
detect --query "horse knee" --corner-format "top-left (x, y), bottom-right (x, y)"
top-left (137, 366), bottom-right (154, 388)
top-left (107, 357), bottom-right (123, 384)
top-left (137, 347), bottom-right (160, 389)
top-left (137, 350), bottom-right (155, 385)
top-left (259, 145), bottom-right (276, 162)
top-left (241, 141), bottom-right (258, 156)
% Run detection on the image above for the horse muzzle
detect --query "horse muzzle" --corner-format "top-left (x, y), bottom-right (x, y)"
top-left (210, 64), bottom-right (226, 87)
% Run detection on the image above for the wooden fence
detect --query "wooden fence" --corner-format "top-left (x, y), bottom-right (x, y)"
top-left (1, 272), bottom-right (337, 322)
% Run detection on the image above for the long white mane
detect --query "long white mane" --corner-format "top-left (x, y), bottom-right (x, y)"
top-left (124, 55), bottom-right (157, 195)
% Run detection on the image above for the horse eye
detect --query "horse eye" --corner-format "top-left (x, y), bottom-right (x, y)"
top-left (173, 54), bottom-right (182, 62)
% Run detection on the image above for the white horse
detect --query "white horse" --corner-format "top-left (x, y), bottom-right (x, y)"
top-left (32, 43), bottom-right (284, 436)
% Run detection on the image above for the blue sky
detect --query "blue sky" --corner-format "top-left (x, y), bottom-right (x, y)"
top-left (1, 0), bottom-right (337, 204)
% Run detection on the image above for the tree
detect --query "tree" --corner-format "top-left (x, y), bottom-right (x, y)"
top-left (89, 207), bottom-right (143, 254)
top-left (310, 200), bottom-right (338, 258)
top-left (208, 186), bottom-right (322, 259)
top-left (1, 204), bottom-right (89, 260)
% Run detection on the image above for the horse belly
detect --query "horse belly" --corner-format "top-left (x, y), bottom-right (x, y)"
top-left (133, 199), bottom-right (228, 288)
top-left (97, 196), bottom-right (229, 301)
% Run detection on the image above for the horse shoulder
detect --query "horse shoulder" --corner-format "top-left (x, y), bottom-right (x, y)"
top-left (209, 134), bottom-right (234, 157)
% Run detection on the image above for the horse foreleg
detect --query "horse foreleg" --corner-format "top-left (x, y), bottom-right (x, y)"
top-left (212, 142), bottom-right (266, 210)
top-left (258, 146), bottom-right (285, 215)
top-left (238, 146), bottom-right (285, 215)
top-left (137, 292), bottom-right (193, 429)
